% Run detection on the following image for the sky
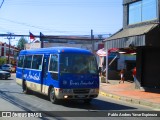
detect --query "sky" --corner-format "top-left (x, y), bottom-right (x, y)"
top-left (0, 0), bottom-right (123, 45)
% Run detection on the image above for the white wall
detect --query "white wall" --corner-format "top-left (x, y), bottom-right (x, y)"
top-left (25, 43), bottom-right (41, 49)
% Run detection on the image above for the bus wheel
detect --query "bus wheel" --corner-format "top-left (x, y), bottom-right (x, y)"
top-left (49, 88), bottom-right (58, 104)
top-left (84, 99), bottom-right (92, 104)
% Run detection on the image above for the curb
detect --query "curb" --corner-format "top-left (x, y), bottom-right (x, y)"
top-left (99, 91), bottom-right (160, 109)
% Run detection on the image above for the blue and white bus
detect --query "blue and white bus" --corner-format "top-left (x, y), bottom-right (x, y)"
top-left (16, 47), bottom-right (99, 103)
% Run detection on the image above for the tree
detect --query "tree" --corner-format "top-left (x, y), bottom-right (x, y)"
top-left (0, 57), bottom-right (6, 65)
top-left (17, 37), bottom-right (28, 50)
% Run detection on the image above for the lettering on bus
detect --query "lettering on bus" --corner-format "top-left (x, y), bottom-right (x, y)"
top-left (23, 71), bottom-right (40, 81)
top-left (70, 80), bottom-right (94, 86)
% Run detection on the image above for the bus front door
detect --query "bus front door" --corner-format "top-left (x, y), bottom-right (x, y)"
top-left (41, 55), bottom-right (49, 94)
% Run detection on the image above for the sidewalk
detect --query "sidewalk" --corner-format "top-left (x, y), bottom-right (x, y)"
top-left (99, 78), bottom-right (160, 110)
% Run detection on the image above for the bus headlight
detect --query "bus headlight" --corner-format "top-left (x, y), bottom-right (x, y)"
top-left (90, 89), bottom-right (99, 93)
top-left (64, 95), bottom-right (68, 98)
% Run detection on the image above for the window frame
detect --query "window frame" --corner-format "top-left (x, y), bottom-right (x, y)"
top-left (17, 55), bottom-right (25, 68)
top-left (59, 53), bottom-right (98, 74)
top-left (24, 55), bottom-right (33, 69)
top-left (48, 54), bottom-right (59, 73)
top-left (128, 0), bottom-right (158, 25)
top-left (31, 54), bottom-right (44, 70)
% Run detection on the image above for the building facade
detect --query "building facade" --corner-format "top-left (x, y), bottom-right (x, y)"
top-left (25, 35), bottom-right (104, 53)
top-left (104, 0), bottom-right (160, 89)
top-left (0, 42), bottom-right (19, 65)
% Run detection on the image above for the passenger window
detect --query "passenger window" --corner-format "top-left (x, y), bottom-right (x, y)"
top-left (18, 56), bottom-right (24, 68)
top-left (49, 55), bottom-right (58, 72)
top-left (24, 55), bottom-right (32, 68)
top-left (32, 55), bottom-right (43, 70)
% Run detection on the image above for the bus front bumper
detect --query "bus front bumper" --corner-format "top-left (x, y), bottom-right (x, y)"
top-left (54, 88), bottom-right (99, 99)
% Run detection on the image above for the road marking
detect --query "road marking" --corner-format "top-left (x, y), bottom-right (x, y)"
top-left (0, 82), bottom-right (17, 86)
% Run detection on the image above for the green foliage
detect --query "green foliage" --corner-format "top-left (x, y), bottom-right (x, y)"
top-left (17, 37), bottom-right (28, 50)
top-left (0, 57), bottom-right (6, 65)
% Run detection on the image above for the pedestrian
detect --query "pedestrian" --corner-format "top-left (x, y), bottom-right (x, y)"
top-left (132, 67), bottom-right (139, 88)
top-left (102, 57), bottom-right (106, 76)
top-left (99, 66), bottom-right (102, 76)
top-left (132, 67), bottom-right (136, 82)
top-left (119, 69), bottom-right (125, 83)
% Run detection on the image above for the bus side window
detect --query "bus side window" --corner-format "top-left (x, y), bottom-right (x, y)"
top-left (32, 55), bottom-right (43, 70)
top-left (24, 55), bottom-right (32, 69)
top-left (18, 56), bottom-right (24, 68)
top-left (49, 55), bottom-right (58, 72)
top-left (49, 54), bottom-right (58, 80)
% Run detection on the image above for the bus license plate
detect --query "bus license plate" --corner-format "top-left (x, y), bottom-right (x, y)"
top-left (77, 95), bottom-right (85, 98)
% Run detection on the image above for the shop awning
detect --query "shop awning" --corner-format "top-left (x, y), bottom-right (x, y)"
top-left (104, 24), bottom-right (158, 49)
top-left (96, 48), bottom-right (106, 57)
top-left (96, 48), bottom-right (119, 57)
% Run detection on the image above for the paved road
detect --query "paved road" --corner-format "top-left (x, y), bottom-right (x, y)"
top-left (0, 74), bottom-right (159, 120)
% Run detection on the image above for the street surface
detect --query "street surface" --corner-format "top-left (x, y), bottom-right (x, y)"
top-left (0, 74), bottom-right (159, 120)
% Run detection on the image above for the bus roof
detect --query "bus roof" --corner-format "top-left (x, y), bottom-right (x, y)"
top-left (19, 47), bottom-right (93, 55)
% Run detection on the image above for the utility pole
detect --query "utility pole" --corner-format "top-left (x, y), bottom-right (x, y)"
top-left (5, 33), bottom-right (15, 64)
top-left (91, 29), bottom-right (94, 53)
top-left (40, 32), bottom-right (44, 48)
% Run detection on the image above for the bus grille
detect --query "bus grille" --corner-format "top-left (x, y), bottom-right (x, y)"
top-left (73, 89), bottom-right (90, 94)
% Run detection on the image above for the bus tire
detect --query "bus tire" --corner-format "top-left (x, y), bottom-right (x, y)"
top-left (84, 99), bottom-right (92, 104)
top-left (49, 87), bottom-right (58, 104)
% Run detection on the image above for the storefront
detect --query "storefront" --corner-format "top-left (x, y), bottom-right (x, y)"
top-left (104, 0), bottom-right (160, 90)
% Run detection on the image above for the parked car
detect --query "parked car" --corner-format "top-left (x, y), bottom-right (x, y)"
top-left (0, 69), bottom-right (11, 80)
top-left (1, 64), bottom-right (16, 73)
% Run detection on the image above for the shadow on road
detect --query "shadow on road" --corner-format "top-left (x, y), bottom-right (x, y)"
top-left (0, 78), bottom-right (14, 81)
top-left (0, 90), bottom-right (24, 94)
top-left (0, 89), bottom-right (139, 118)
top-left (32, 92), bottom-right (137, 111)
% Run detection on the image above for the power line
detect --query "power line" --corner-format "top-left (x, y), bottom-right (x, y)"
top-left (0, 0), bottom-right (4, 8)
top-left (0, 17), bottom-right (120, 29)
top-left (0, 17), bottom-right (120, 35)
top-left (5, 0), bottom-right (122, 7)
top-left (0, 17), bottom-right (55, 31)
top-left (0, 0), bottom-right (122, 34)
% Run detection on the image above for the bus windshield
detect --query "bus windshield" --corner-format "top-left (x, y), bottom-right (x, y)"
top-left (60, 54), bottom-right (98, 74)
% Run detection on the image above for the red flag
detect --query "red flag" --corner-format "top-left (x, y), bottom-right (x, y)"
top-left (29, 32), bottom-right (35, 40)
